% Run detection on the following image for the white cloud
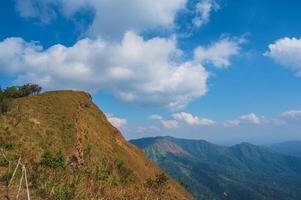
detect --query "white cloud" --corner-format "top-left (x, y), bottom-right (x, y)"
top-left (265, 37), bottom-right (301, 76)
top-left (148, 114), bottom-right (163, 120)
top-left (15, 0), bottom-right (187, 39)
top-left (192, 0), bottom-right (220, 28)
top-left (223, 119), bottom-right (240, 127)
top-left (15, 0), bottom-right (58, 24)
top-left (172, 112), bottom-right (215, 125)
top-left (194, 36), bottom-right (245, 68)
top-left (0, 33), bottom-right (209, 108)
top-left (240, 113), bottom-right (261, 124)
top-left (281, 110), bottom-right (301, 118)
top-left (161, 119), bottom-right (179, 129)
top-left (106, 113), bottom-right (127, 128)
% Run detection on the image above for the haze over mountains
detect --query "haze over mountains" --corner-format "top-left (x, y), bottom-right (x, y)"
top-left (265, 141), bottom-right (301, 158)
top-left (131, 137), bottom-right (301, 200)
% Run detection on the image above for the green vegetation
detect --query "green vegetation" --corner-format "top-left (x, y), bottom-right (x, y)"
top-left (54, 184), bottom-right (75, 200)
top-left (115, 159), bottom-right (135, 184)
top-left (0, 84), bottom-right (42, 113)
top-left (131, 137), bottom-right (301, 200)
top-left (96, 169), bottom-right (110, 181)
top-left (145, 173), bottom-right (169, 200)
top-left (41, 150), bottom-right (65, 169)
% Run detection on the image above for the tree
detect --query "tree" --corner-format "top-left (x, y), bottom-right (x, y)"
top-left (0, 84), bottom-right (42, 113)
top-left (30, 84), bottom-right (42, 95)
top-left (3, 86), bottom-right (19, 98)
top-left (18, 84), bottom-right (32, 97)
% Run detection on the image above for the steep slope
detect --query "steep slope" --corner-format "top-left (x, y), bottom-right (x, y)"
top-left (0, 91), bottom-right (193, 200)
top-left (265, 141), bottom-right (301, 158)
top-left (131, 137), bottom-right (301, 200)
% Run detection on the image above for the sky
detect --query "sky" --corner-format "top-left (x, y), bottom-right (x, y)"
top-left (0, 0), bottom-right (301, 145)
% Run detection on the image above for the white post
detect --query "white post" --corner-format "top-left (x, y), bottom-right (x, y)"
top-left (24, 166), bottom-right (31, 200)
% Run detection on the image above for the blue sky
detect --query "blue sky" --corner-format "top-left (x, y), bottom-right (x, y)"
top-left (1, 0), bottom-right (301, 144)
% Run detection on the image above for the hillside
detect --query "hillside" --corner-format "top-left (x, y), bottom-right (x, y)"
top-left (131, 137), bottom-right (301, 200)
top-left (265, 141), bottom-right (301, 158)
top-left (0, 91), bottom-right (193, 200)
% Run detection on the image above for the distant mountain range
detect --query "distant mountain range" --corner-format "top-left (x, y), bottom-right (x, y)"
top-left (131, 137), bottom-right (301, 200)
top-left (265, 141), bottom-right (301, 158)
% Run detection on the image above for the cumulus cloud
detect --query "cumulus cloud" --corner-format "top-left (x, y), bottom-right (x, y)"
top-left (172, 112), bottom-right (215, 125)
top-left (0, 33), bottom-right (209, 108)
top-left (240, 113), bottom-right (261, 124)
top-left (161, 119), bottom-right (179, 129)
top-left (194, 36), bottom-right (245, 68)
top-left (192, 0), bottom-right (220, 28)
top-left (106, 113), bottom-right (127, 128)
top-left (10, 0), bottom-right (245, 110)
top-left (281, 110), bottom-right (301, 118)
top-left (15, 0), bottom-right (187, 39)
top-left (265, 37), bottom-right (301, 76)
top-left (148, 114), bottom-right (163, 120)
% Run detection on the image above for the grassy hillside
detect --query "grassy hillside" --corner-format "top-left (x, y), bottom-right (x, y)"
top-left (131, 137), bottom-right (301, 200)
top-left (0, 91), bottom-right (193, 200)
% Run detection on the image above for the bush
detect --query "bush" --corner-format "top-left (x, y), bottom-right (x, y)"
top-left (144, 173), bottom-right (169, 199)
top-left (114, 159), bottom-right (135, 184)
top-left (96, 169), bottom-right (110, 181)
top-left (41, 150), bottom-right (65, 169)
top-left (54, 184), bottom-right (74, 200)
top-left (0, 138), bottom-right (13, 149)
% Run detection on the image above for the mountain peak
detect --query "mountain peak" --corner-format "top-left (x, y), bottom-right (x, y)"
top-left (0, 91), bottom-right (193, 199)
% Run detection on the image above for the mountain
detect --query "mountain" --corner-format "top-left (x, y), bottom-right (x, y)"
top-left (0, 91), bottom-right (193, 200)
top-left (131, 136), bottom-right (301, 200)
top-left (265, 141), bottom-right (301, 158)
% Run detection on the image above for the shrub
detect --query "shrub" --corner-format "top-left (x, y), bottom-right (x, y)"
top-left (114, 159), bottom-right (135, 184)
top-left (54, 184), bottom-right (74, 200)
top-left (96, 169), bottom-right (110, 181)
top-left (0, 138), bottom-right (13, 149)
top-left (41, 150), bottom-right (65, 169)
top-left (144, 173), bottom-right (169, 199)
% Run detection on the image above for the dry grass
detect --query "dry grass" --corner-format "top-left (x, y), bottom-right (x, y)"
top-left (0, 90), bottom-right (193, 200)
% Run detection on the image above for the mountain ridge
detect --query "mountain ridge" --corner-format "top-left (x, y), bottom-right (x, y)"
top-left (0, 91), bottom-right (193, 199)
top-left (131, 136), bottom-right (301, 200)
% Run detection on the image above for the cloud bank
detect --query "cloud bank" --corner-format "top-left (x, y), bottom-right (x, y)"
top-left (0, 33), bottom-right (209, 108)
top-left (282, 110), bottom-right (301, 118)
top-left (7, 0), bottom-right (244, 109)
top-left (16, 0), bottom-right (187, 39)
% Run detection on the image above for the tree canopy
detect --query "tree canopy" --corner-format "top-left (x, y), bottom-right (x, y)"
top-left (0, 84), bottom-right (42, 113)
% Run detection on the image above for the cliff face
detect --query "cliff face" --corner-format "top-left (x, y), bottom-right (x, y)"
top-left (0, 91), bottom-right (193, 200)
